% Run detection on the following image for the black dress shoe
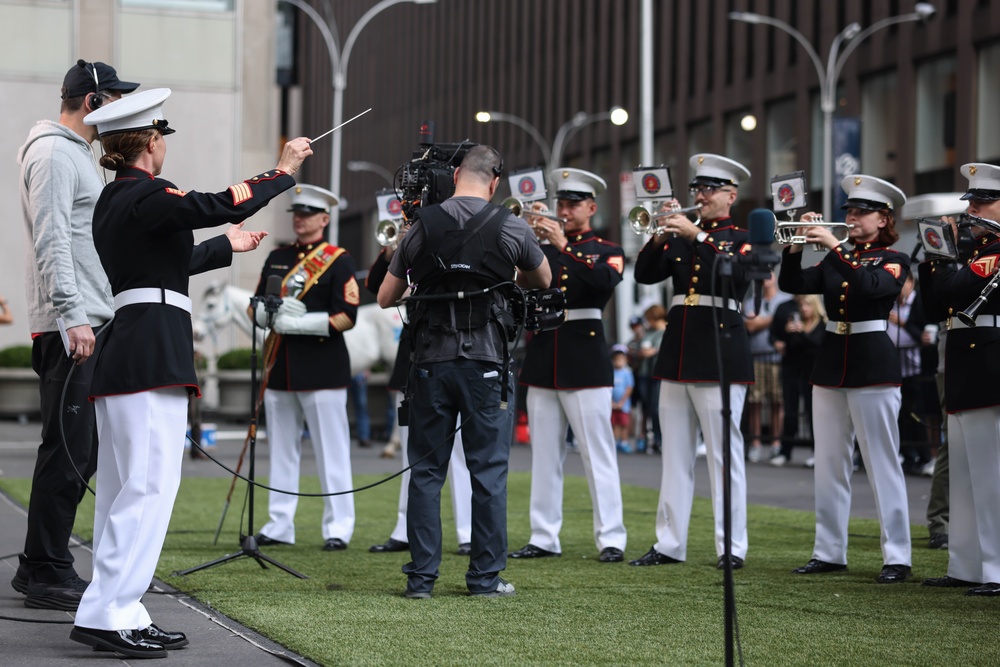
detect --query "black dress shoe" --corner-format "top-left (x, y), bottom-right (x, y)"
top-left (629, 547), bottom-right (682, 566)
top-left (876, 564), bottom-right (912, 584)
top-left (11, 571), bottom-right (28, 595)
top-left (923, 575), bottom-right (977, 588)
top-left (717, 555), bottom-right (745, 570)
top-left (323, 538), bottom-right (348, 551)
top-left (369, 538), bottom-right (409, 553)
top-left (25, 574), bottom-right (89, 610)
top-left (96, 624), bottom-right (188, 651)
top-left (255, 533), bottom-right (291, 547)
top-left (509, 544), bottom-right (561, 559)
top-left (928, 533), bottom-right (949, 550)
top-left (70, 626), bottom-right (166, 659)
top-left (456, 542), bottom-right (472, 556)
top-left (966, 582), bottom-right (1000, 596)
top-left (599, 547), bottom-right (624, 563)
top-left (792, 559), bottom-right (847, 575)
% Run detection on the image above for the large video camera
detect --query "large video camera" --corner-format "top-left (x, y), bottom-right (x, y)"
top-left (395, 121), bottom-right (473, 220)
top-left (509, 287), bottom-right (565, 334)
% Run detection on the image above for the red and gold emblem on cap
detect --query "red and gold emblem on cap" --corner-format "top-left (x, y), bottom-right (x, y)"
top-left (971, 255), bottom-right (997, 278)
top-left (165, 187), bottom-right (187, 197)
top-left (607, 256), bottom-right (624, 274)
top-left (969, 165), bottom-right (978, 176)
top-left (883, 263), bottom-right (902, 279)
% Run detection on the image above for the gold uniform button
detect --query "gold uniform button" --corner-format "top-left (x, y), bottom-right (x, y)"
top-left (707, 237), bottom-right (714, 243)
top-left (694, 264), bottom-right (701, 271)
top-left (948, 308), bottom-right (954, 315)
top-left (577, 252), bottom-right (583, 257)
top-left (589, 331), bottom-right (595, 337)
top-left (688, 288), bottom-right (696, 295)
top-left (841, 282), bottom-right (848, 288)
top-left (839, 308), bottom-right (845, 315)
top-left (692, 277), bottom-right (699, 283)
top-left (297, 253), bottom-right (305, 260)
top-left (971, 343), bottom-right (976, 349)
top-left (839, 295), bottom-right (845, 302)
top-left (852, 262), bottom-right (859, 266)
top-left (561, 287), bottom-right (567, 292)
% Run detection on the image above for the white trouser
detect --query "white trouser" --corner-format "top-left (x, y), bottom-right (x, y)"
top-left (947, 408), bottom-right (1000, 583)
top-left (75, 388), bottom-right (188, 630)
top-left (811, 385), bottom-right (911, 566)
top-left (655, 381), bottom-right (748, 561)
top-left (389, 393), bottom-right (473, 545)
top-left (526, 387), bottom-right (627, 553)
top-left (260, 388), bottom-right (354, 544)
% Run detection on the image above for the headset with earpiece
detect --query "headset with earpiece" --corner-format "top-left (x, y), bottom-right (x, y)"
top-left (81, 59), bottom-right (103, 110)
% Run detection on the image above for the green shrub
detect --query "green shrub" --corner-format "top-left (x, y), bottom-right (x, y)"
top-left (217, 347), bottom-right (253, 370)
top-left (0, 345), bottom-right (33, 368)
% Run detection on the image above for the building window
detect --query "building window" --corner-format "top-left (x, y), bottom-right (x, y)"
top-left (915, 56), bottom-right (957, 174)
top-left (766, 98), bottom-right (797, 185)
top-left (977, 41), bottom-right (1000, 162)
top-left (861, 71), bottom-right (899, 179)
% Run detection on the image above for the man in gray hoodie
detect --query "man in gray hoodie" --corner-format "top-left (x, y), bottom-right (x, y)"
top-left (13, 60), bottom-right (138, 611)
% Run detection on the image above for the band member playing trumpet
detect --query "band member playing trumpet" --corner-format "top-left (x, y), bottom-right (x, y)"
top-left (512, 168), bottom-right (628, 564)
top-left (631, 153), bottom-right (753, 570)
top-left (779, 174), bottom-right (912, 584)
top-left (919, 163), bottom-right (1000, 596)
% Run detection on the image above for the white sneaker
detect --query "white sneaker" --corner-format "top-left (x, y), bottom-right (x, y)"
top-left (748, 446), bottom-right (763, 463)
top-left (769, 454), bottom-right (787, 467)
top-left (804, 456), bottom-right (815, 468)
top-left (921, 459), bottom-right (936, 477)
top-left (471, 578), bottom-right (516, 598)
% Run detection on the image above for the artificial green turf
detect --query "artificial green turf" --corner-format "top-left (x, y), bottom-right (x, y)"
top-left (2, 472), bottom-right (998, 666)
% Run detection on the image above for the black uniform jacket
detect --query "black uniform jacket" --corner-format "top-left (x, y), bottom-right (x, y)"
top-left (918, 233), bottom-right (1000, 413)
top-left (779, 241), bottom-right (909, 388)
top-left (91, 166), bottom-right (295, 397)
top-left (519, 229), bottom-right (624, 389)
top-left (255, 242), bottom-right (359, 391)
top-left (366, 250), bottom-right (409, 391)
top-left (634, 218), bottom-right (753, 383)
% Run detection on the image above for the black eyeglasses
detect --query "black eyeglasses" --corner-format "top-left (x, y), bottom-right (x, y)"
top-left (689, 185), bottom-right (731, 198)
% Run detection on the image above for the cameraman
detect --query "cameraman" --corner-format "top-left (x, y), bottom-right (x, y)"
top-left (377, 145), bottom-right (550, 598)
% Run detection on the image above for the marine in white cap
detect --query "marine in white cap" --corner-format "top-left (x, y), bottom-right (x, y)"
top-left (71, 87), bottom-right (313, 657)
top-left (631, 152), bottom-right (754, 570)
top-left (779, 174), bottom-right (913, 584)
top-left (513, 166), bottom-right (629, 564)
top-left (919, 161), bottom-right (1000, 596)
top-left (252, 182), bottom-right (362, 555)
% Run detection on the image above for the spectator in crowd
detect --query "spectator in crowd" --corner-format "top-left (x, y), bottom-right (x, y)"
top-left (349, 371), bottom-right (372, 448)
top-left (888, 275), bottom-right (933, 473)
top-left (611, 344), bottom-right (635, 453)
top-left (769, 294), bottom-right (826, 466)
top-left (626, 315), bottom-right (647, 448)
top-left (743, 273), bottom-right (791, 463)
top-left (635, 305), bottom-right (667, 454)
top-left (0, 294), bottom-right (12, 324)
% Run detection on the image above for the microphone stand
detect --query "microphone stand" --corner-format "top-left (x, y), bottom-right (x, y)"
top-left (175, 292), bottom-right (307, 578)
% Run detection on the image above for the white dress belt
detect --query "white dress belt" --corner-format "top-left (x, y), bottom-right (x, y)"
top-left (564, 308), bottom-right (602, 321)
top-left (825, 319), bottom-right (888, 335)
top-left (948, 314), bottom-right (1000, 330)
top-left (113, 288), bottom-right (192, 314)
top-left (670, 294), bottom-right (740, 311)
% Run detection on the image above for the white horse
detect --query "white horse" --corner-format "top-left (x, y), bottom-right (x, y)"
top-left (194, 281), bottom-right (403, 377)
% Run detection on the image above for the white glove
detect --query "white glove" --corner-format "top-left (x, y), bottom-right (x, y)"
top-left (278, 297), bottom-right (308, 318)
top-left (273, 311), bottom-right (329, 336)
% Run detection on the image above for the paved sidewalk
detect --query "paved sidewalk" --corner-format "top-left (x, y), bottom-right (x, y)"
top-left (0, 417), bottom-right (935, 665)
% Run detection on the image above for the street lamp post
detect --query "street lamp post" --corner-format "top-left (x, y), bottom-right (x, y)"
top-left (278, 0), bottom-right (437, 243)
top-left (729, 4), bottom-right (935, 222)
top-left (475, 107), bottom-right (628, 188)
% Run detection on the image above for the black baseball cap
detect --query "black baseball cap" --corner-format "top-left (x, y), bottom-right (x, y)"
top-left (61, 59), bottom-right (139, 99)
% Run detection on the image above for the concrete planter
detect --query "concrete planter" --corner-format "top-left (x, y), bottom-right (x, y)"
top-left (216, 369), bottom-right (253, 419)
top-left (0, 368), bottom-right (41, 419)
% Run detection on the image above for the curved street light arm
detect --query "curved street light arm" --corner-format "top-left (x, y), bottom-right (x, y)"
top-left (833, 13), bottom-right (928, 84)
top-left (277, 0), bottom-right (341, 85)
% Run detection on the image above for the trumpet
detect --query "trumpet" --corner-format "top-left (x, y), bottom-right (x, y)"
top-left (376, 218), bottom-right (403, 247)
top-left (503, 197), bottom-right (566, 225)
top-left (628, 202), bottom-right (702, 235)
top-left (774, 215), bottom-right (854, 250)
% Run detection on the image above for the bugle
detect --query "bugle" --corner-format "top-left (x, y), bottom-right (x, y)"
top-left (376, 218), bottom-right (402, 247)
top-left (774, 215), bottom-right (854, 250)
top-left (628, 202), bottom-right (702, 235)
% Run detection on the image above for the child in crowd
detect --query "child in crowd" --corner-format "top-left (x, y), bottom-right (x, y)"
top-left (611, 344), bottom-right (635, 453)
